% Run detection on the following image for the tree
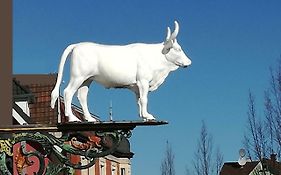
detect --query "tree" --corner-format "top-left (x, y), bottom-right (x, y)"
top-left (244, 92), bottom-right (267, 161)
top-left (244, 59), bottom-right (281, 161)
top-left (265, 63), bottom-right (281, 157)
top-left (244, 59), bottom-right (281, 175)
top-left (193, 121), bottom-right (213, 175)
top-left (215, 147), bottom-right (223, 175)
top-left (185, 165), bottom-right (192, 175)
top-left (189, 121), bottom-right (224, 175)
top-left (161, 141), bottom-right (175, 175)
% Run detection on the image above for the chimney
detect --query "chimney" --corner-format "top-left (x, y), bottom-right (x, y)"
top-left (270, 154), bottom-right (277, 163)
top-left (0, 0), bottom-right (12, 126)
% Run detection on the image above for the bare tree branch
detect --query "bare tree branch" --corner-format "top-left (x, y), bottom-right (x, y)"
top-left (245, 92), bottom-right (267, 160)
top-left (244, 58), bottom-right (281, 175)
top-left (161, 141), bottom-right (175, 175)
top-left (193, 121), bottom-right (213, 175)
top-left (215, 147), bottom-right (223, 175)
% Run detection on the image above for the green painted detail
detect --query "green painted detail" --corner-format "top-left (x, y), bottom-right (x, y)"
top-left (45, 162), bottom-right (74, 175)
top-left (0, 130), bottom-right (128, 175)
top-left (0, 152), bottom-right (12, 175)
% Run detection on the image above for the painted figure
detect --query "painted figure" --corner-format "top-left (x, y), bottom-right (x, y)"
top-left (51, 21), bottom-right (191, 122)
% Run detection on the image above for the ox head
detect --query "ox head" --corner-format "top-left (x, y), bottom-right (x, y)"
top-left (162, 21), bottom-right (191, 68)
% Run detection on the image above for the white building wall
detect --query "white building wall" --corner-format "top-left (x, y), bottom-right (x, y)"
top-left (80, 156), bottom-right (131, 175)
top-left (119, 158), bottom-right (131, 175)
top-left (100, 157), bottom-right (106, 175)
top-left (107, 155), bottom-right (131, 175)
top-left (88, 159), bottom-right (96, 175)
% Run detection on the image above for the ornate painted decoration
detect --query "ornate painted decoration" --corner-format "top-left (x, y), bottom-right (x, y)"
top-left (0, 120), bottom-right (167, 175)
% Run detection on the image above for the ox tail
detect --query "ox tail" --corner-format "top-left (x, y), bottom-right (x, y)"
top-left (51, 44), bottom-right (76, 109)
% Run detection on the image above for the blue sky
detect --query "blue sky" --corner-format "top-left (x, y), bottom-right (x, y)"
top-left (13, 0), bottom-right (281, 174)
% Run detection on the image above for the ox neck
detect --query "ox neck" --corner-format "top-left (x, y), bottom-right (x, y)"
top-left (143, 42), bottom-right (179, 72)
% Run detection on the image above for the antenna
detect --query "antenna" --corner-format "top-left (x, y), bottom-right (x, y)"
top-left (109, 100), bottom-right (113, 121)
top-left (238, 148), bottom-right (247, 167)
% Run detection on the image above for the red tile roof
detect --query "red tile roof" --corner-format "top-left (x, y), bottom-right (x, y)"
top-left (13, 74), bottom-right (98, 124)
top-left (13, 74), bottom-right (58, 124)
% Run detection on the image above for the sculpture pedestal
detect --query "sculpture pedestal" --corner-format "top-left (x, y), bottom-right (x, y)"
top-left (0, 120), bottom-right (167, 174)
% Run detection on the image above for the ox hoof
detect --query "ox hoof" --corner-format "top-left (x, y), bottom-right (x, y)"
top-left (142, 114), bottom-right (156, 121)
top-left (85, 117), bottom-right (98, 122)
top-left (143, 118), bottom-right (156, 122)
top-left (68, 115), bottom-right (81, 122)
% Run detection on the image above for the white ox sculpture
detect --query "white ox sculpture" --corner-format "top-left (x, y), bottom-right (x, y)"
top-left (51, 21), bottom-right (191, 122)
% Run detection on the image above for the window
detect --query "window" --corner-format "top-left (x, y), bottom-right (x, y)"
top-left (100, 164), bottom-right (105, 175)
top-left (121, 168), bottom-right (126, 175)
top-left (112, 166), bottom-right (116, 175)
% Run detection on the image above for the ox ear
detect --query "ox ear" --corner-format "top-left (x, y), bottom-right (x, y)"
top-left (162, 47), bottom-right (170, 55)
top-left (162, 26), bottom-right (172, 54)
top-left (162, 41), bottom-right (173, 54)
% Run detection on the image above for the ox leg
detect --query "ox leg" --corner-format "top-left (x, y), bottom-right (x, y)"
top-left (64, 77), bottom-right (84, 122)
top-left (77, 79), bottom-right (97, 122)
top-left (136, 94), bottom-right (142, 118)
top-left (131, 86), bottom-right (142, 118)
top-left (137, 80), bottom-right (156, 121)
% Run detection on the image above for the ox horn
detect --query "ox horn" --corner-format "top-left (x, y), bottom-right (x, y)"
top-left (170, 21), bottom-right (179, 40)
top-left (165, 27), bottom-right (171, 42)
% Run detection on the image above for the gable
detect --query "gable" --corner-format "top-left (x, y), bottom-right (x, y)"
top-left (220, 161), bottom-right (259, 175)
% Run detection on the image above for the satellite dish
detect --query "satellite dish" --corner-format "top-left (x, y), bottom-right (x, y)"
top-left (238, 148), bottom-right (247, 166)
top-left (239, 148), bottom-right (246, 157)
top-left (238, 157), bottom-right (247, 166)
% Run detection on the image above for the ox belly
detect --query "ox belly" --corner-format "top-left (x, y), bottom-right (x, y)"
top-left (93, 58), bottom-right (138, 89)
top-left (93, 71), bottom-right (137, 89)
top-left (72, 42), bottom-right (146, 89)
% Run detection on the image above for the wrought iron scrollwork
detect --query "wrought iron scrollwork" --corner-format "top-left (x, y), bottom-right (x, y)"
top-left (0, 130), bottom-right (128, 175)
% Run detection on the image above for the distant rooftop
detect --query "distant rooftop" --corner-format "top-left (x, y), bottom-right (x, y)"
top-left (220, 154), bottom-right (281, 175)
top-left (220, 161), bottom-right (259, 175)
